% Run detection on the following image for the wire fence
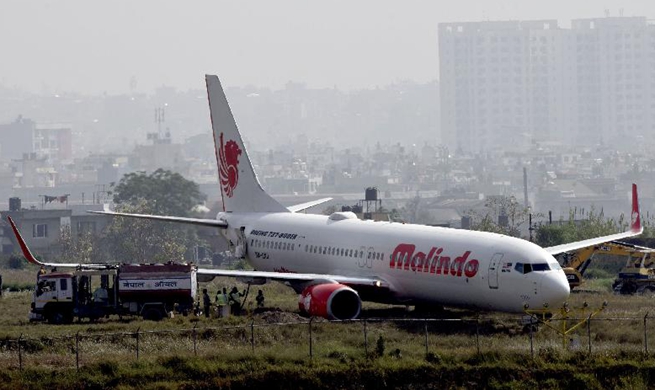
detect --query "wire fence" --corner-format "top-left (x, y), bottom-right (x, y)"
top-left (2, 313), bottom-right (655, 371)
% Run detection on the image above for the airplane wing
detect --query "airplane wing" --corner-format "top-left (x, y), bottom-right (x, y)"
top-left (544, 183), bottom-right (642, 256)
top-left (197, 267), bottom-right (388, 288)
top-left (6, 216), bottom-right (115, 270)
top-left (287, 198), bottom-right (333, 213)
top-left (87, 210), bottom-right (228, 228)
top-left (9, 213), bottom-right (384, 288)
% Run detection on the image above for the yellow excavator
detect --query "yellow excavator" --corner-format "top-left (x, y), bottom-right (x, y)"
top-left (559, 241), bottom-right (655, 294)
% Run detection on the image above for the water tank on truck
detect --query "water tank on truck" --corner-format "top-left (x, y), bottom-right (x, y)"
top-left (117, 262), bottom-right (197, 320)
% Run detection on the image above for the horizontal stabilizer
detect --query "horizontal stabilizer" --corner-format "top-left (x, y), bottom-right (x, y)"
top-left (287, 197), bottom-right (333, 213)
top-left (88, 210), bottom-right (228, 228)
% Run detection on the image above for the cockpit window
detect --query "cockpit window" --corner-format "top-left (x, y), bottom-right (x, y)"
top-left (532, 263), bottom-right (551, 271)
top-left (514, 262), bottom-right (543, 274)
top-left (550, 262), bottom-right (562, 271)
top-left (514, 262), bottom-right (553, 274)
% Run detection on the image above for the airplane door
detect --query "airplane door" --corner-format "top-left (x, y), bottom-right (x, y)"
top-left (360, 247), bottom-right (374, 268)
top-left (488, 253), bottom-right (503, 289)
top-left (234, 227), bottom-right (247, 259)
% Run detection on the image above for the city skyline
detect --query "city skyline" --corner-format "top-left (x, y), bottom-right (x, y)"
top-left (2, 1), bottom-right (655, 95)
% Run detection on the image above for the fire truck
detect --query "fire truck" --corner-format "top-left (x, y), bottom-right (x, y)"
top-left (31, 263), bottom-right (197, 323)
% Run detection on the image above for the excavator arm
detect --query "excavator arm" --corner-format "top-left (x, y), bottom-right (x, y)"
top-left (560, 241), bottom-right (655, 289)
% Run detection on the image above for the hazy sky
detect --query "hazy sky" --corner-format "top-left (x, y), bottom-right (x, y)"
top-left (1, 0), bottom-right (654, 95)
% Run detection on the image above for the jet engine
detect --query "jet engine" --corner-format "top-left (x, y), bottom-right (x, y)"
top-left (298, 283), bottom-right (362, 320)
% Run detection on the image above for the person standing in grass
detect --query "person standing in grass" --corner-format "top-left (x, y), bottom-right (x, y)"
top-left (256, 289), bottom-right (265, 309)
top-left (202, 288), bottom-right (211, 318)
top-left (215, 287), bottom-right (228, 317)
top-left (229, 287), bottom-right (245, 315)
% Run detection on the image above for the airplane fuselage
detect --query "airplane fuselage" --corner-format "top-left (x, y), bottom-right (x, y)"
top-left (220, 211), bottom-right (570, 313)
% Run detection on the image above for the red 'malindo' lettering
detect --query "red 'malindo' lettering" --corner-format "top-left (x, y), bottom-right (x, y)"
top-left (464, 259), bottom-right (479, 278)
top-left (422, 247), bottom-right (436, 273)
top-left (390, 244), bottom-right (479, 278)
top-left (390, 244), bottom-right (415, 269)
top-left (428, 248), bottom-right (444, 273)
top-left (411, 252), bottom-right (426, 272)
top-left (450, 251), bottom-right (470, 276)
top-left (436, 256), bottom-right (450, 274)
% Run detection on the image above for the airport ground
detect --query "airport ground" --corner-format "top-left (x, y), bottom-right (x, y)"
top-left (2, 268), bottom-right (655, 389)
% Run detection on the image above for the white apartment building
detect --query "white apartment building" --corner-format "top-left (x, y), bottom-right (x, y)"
top-left (439, 17), bottom-right (655, 154)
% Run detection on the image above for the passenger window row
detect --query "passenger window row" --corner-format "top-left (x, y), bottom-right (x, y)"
top-left (250, 239), bottom-right (295, 251)
top-left (304, 244), bottom-right (384, 261)
top-left (248, 238), bottom-right (387, 261)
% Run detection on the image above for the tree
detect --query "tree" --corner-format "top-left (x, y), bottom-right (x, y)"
top-left (400, 196), bottom-right (435, 225)
top-left (5, 254), bottom-right (26, 270)
top-left (533, 207), bottom-right (629, 247)
top-left (112, 169), bottom-right (206, 217)
top-left (465, 195), bottom-right (532, 238)
top-left (56, 225), bottom-right (96, 264)
top-left (100, 169), bottom-right (207, 263)
top-left (98, 199), bottom-right (202, 264)
top-left (533, 223), bottom-right (577, 247)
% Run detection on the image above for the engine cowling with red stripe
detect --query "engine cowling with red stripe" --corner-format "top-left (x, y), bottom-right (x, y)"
top-left (298, 283), bottom-right (362, 320)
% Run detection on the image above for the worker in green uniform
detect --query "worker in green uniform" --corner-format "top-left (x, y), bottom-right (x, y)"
top-left (215, 287), bottom-right (228, 317)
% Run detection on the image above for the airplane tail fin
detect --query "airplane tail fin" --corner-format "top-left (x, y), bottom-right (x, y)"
top-left (205, 75), bottom-right (288, 213)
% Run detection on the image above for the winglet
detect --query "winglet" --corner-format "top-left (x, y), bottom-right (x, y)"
top-left (6, 216), bottom-right (45, 266)
top-left (632, 183), bottom-right (642, 233)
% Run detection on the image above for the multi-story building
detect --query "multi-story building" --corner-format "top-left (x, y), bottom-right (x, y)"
top-left (439, 17), bottom-right (655, 153)
top-left (33, 123), bottom-right (73, 162)
top-left (0, 203), bottom-right (109, 259)
top-left (0, 116), bottom-right (34, 161)
top-left (572, 17), bottom-right (655, 146)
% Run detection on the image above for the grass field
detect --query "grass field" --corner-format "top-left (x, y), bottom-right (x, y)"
top-left (3, 266), bottom-right (655, 389)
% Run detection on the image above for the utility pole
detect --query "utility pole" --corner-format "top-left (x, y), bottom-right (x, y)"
top-left (523, 167), bottom-right (529, 208)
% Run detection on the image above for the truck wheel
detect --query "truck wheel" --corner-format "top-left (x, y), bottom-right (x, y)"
top-left (48, 311), bottom-right (70, 325)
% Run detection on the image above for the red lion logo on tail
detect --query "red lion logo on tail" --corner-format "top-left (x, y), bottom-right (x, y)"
top-left (218, 132), bottom-right (242, 198)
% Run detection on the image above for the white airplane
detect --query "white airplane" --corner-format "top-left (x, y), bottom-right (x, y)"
top-left (31, 75), bottom-right (647, 320)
